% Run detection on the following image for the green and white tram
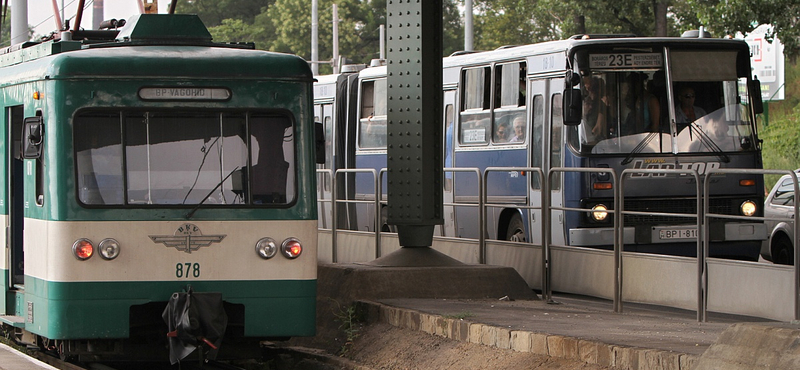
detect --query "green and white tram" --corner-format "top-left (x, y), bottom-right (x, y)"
top-left (0, 14), bottom-right (319, 362)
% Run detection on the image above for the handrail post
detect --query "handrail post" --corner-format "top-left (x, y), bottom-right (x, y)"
top-left (331, 169), bottom-right (338, 263)
top-left (479, 168), bottom-right (486, 264)
top-left (699, 170), bottom-right (706, 322)
top-left (613, 169), bottom-right (622, 313)
top-left (794, 175), bottom-right (800, 321)
top-left (543, 168), bottom-right (552, 302)
top-left (375, 168), bottom-right (384, 259)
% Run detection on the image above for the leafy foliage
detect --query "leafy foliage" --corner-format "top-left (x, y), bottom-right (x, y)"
top-left (0, 6), bottom-right (9, 47)
top-left (176, 0), bottom-right (269, 26)
top-left (688, 0), bottom-right (800, 60)
top-left (761, 105), bottom-right (800, 188)
top-left (760, 59), bottom-right (800, 189)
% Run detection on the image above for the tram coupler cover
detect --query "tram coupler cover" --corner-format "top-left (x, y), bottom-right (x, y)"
top-left (162, 287), bottom-right (228, 364)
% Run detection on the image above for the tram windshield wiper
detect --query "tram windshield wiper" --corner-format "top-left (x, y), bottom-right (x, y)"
top-left (185, 166), bottom-right (240, 219)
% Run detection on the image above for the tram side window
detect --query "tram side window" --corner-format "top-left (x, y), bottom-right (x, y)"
top-left (359, 79), bottom-right (387, 149)
top-left (75, 113), bottom-right (125, 205)
top-left (460, 66), bottom-right (491, 145)
top-left (250, 114), bottom-right (295, 204)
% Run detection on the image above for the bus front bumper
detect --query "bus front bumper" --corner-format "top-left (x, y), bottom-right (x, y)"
top-left (569, 223), bottom-right (766, 247)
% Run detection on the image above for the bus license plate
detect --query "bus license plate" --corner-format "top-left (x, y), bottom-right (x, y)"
top-left (656, 227), bottom-right (698, 240)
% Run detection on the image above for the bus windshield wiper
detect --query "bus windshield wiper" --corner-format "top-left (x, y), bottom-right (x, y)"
top-left (185, 167), bottom-right (240, 219)
top-left (621, 132), bottom-right (659, 165)
top-left (687, 123), bottom-right (730, 163)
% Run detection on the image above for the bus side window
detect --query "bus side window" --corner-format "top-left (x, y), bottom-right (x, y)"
top-left (551, 94), bottom-right (563, 190)
top-left (531, 95), bottom-right (544, 189)
top-left (358, 79), bottom-right (387, 149)
top-left (492, 62), bottom-right (527, 145)
top-left (460, 67), bottom-right (491, 145)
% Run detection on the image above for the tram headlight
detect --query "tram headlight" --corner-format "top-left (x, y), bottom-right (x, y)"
top-left (740, 200), bottom-right (757, 217)
top-left (255, 237), bottom-right (278, 259)
top-left (99, 238), bottom-right (121, 260)
top-left (281, 238), bottom-right (303, 259)
top-left (72, 239), bottom-right (94, 260)
top-left (590, 204), bottom-right (609, 222)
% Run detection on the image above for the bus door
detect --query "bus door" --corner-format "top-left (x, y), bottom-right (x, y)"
top-left (548, 78), bottom-right (566, 246)
top-left (315, 102), bottom-right (334, 229)
top-left (527, 80), bottom-right (545, 246)
top-left (7, 106), bottom-right (24, 287)
top-left (440, 89), bottom-right (456, 237)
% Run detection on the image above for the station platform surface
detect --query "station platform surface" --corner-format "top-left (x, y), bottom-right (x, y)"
top-left (316, 251), bottom-right (800, 370)
top-left (0, 343), bottom-right (58, 370)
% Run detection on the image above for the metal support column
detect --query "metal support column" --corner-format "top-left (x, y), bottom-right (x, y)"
top-left (386, 0), bottom-right (444, 247)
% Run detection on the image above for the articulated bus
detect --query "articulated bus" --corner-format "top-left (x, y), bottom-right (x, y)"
top-left (315, 32), bottom-right (765, 261)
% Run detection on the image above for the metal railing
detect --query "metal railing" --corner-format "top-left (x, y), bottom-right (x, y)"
top-left (316, 166), bottom-right (799, 322)
top-left (546, 167), bottom-right (619, 306)
top-left (702, 168), bottom-right (799, 321)
top-left (618, 168), bottom-right (701, 319)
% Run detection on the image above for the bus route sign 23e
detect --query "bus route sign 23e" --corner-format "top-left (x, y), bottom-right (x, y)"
top-left (590, 53), bottom-right (663, 69)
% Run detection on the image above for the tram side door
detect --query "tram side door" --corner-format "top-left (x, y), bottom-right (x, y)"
top-left (440, 89), bottom-right (456, 237)
top-left (7, 106), bottom-right (24, 287)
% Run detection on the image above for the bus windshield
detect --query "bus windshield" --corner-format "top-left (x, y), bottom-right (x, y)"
top-left (74, 110), bottom-right (295, 206)
top-left (569, 50), bottom-right (757, 156)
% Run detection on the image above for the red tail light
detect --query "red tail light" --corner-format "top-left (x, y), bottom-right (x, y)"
top-left (281, 238), bottom-right (302, 259)
top-left (73, 239), bottom-right (94, 260)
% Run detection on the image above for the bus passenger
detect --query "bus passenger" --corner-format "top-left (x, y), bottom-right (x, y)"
top-left (624, 73), bottom-right (661, 135)
top-left (494, 122), bottom-right (509, 143)
top-left (675, 86), bottom-right (706, 126)
top-left (510, 116), bottom-right (525, 142)
top-left (582, 75), bottom-right (607, 143)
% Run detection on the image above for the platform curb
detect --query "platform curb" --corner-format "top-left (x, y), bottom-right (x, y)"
top-left (361, 300), bottom-right (699, 370)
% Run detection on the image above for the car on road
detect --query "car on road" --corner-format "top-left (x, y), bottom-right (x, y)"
top-left (761, 171), bottom-right (800, 265)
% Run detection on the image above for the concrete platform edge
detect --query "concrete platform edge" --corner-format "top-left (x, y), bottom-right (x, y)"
top-left (360, 300), bottom-right (699, 370)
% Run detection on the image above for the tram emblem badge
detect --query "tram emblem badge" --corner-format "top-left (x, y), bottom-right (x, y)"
top-left (149, 223), bottom-right (226, 253)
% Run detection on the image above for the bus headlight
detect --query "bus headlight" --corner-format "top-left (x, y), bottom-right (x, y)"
top-left (740, 200), bottom-right (757, 217)
top-left (72, 239), bottom-right (94, 260)
top-left (590, 204), bottom-right (609, 221)
top-left (99, 238), bottom-right (121, 260)
top-left (256, 237), bottom-right (278, 259)
top-left (281, 238), bottom-right (303, 259)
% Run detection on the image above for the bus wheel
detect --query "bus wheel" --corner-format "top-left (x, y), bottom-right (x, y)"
top-left (506, 214), bottom-right (526, 242)
top-left (380, 206), bottom-right (397, 233)
top-left (772, 234), bottom-right (794, 265)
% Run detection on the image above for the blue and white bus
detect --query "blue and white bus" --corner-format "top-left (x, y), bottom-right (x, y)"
top-left (316, 32), bottom-right (766, 260)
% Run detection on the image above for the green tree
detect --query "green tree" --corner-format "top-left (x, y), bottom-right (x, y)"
top-left (471, 0), bottom-right (686, 50)
top-left (1, 6), bottom-right (11, 47)
top-left (688, 0), bottom-right (800, 59)
top-left (255, 0), bottom-right (462, 73)
top-left (207, 18), bottom-right (261, 46)
top-left (761, 104), bottom-right (800, 186)
top-left (176, 0), bottom-right (269, 26)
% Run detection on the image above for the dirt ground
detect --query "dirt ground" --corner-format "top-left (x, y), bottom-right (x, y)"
top-left (287, 296), bottom-right (611, 370)
top-left (343, 322), bottom-right (612, 370)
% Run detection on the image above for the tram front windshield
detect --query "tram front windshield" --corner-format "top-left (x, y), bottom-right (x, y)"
top-left (74, 110), bottom-right (295, 206)
top-left (568, 50), bottom-right (757, 156)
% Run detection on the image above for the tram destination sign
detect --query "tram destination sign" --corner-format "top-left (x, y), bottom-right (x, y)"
top-left (139, 87), bottom-right (231, 101)
top-left (589, 53), bottom-right (663, 69)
